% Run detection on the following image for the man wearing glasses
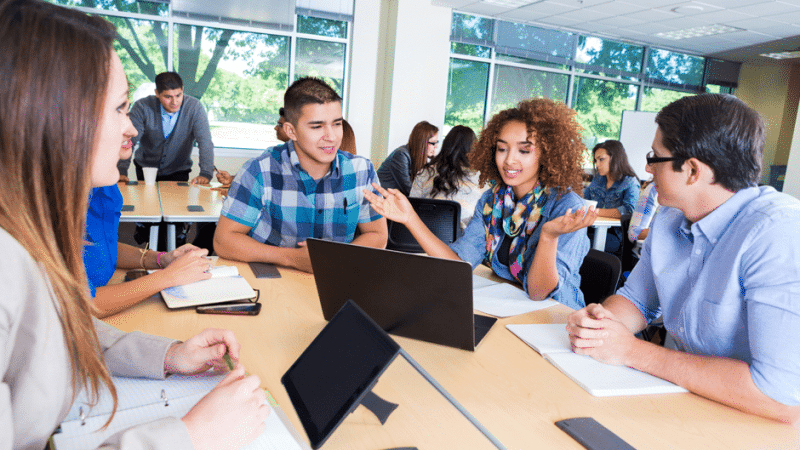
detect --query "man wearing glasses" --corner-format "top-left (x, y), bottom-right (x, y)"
top-left (567, 94), bottom-right (800, 423)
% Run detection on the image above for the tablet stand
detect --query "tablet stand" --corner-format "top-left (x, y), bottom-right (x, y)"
top-left (360, 391), bottom-right (399, 425)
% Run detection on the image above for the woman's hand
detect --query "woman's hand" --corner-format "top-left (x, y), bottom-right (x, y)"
top-left (541, 206), bottom-right (598, 239)
top-left (161, 248), bottom-right (213, 286)
top-left (182, 364), bottom-right (269, 450)
top-left (363, 183), bottom-right (414, 224)
top-left (165, 328), bottom-right (240, 375)
top-left (160, 243), bottom-right (205, 267)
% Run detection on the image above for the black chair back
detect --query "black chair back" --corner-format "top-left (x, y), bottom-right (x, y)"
top-left (619, 213), bottom-right (636, 273)
top-left (579, 249), bottom-right (622, 305)
top-left (387, 198), bottom-right (460, 253)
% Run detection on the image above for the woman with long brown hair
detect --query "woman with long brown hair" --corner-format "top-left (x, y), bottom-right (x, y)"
top-left (377, 120), bottom-right (439, 195)
top-left (0, 1), bottom-right (266, 448)
top-left (366, 99), bottom-right (595, 309)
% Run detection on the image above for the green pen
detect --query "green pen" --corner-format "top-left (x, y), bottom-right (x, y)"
top-left (223, 353), bottom-right (234, 371)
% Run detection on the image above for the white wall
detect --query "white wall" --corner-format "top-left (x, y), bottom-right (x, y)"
top-left (384, 0), bottom-right (451, 161)
top-left (346, 0), bottom-right (383, 159)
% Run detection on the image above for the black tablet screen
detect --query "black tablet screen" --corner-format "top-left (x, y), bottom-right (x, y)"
top-left (282, 300), bottom-right (400, 449)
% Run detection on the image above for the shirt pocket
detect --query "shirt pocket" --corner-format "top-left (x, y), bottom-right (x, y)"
top-left (697, 297), bottom-right (746, 357)
top-left (332, 195), bottom-right (360, 240)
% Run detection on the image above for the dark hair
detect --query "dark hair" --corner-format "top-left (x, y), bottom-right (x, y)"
top-left (0, 0), bottom-right (118, 423)
top-left (655, 94), bottom-right (764, 192)
top-left (406, 121), bottom-right (439, 182)
top-left (283, 77), bottom-right (341, 125)
top-left (470, 98), bottom-right (585, 195)
top-left (592, 140), bottom-right (638, 182)
top-left (155, 71), bottom-right (183, 92)
top-left (278, 107), bottom-right (285, 118)
top-left (422, 125), bottom-right (476, 197)
top-left (341, 119), bottom-right (356, 155)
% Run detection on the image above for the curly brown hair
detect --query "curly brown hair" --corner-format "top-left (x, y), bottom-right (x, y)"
top-left (470, 98), bottom-right (586, 196)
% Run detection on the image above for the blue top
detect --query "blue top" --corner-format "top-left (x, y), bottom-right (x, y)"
top-left (583, 175), bottom-right (640, 216)
top-left (628, 182), bottom-right (658, 242)
top-left (221, 141), bottom-right (382, 247)
top-left (83, 185), bottom-right (122, 297)
top-left (618, 186), bottom-right (800, 406)
top-left (450, 189), bottom-right (590, 310)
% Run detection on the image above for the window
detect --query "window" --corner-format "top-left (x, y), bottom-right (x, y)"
top-left (445, 12), bottom-right (710, 148)
top-left (51, 1), bottom-right (350, 152)
top-left (491, 66), bottom-right (568, 116)
top-left (445, 59), bottom-right (489, 135)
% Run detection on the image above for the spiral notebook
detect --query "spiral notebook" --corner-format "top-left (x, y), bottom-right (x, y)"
top-left (507, 324), bottom-right (688, 397)
top-left (52, 372), bottom-right (309, 450)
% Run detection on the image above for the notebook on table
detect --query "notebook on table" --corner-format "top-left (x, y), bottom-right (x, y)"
top-left (53, 372), bottom-right (309, 450)
top-left (507, 323), bottom-right (688, 397)
top-left (159, 265), bottom-right (257, 309)
top-left (306, 238), bottom-right (497, 351)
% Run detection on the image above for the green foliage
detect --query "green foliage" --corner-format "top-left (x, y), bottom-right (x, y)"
top-left (294, 39), bottom-right (346, 96)
top-left (576, 36), bottom-right (642, 79)
top-left (490, 66), bottom-right (569, 116)
top-left (572, 77), bottom-right (637, 148)
top-left (640, 88), bottom-right (693, 113)
top-left (451, 43), bottom-right (491, 58)
top-left (297, 15), bottom-right (347, 39)
top-left (451, 13), bottom-right (493, 43)
top-left (647, 49), bottom-right (704, 87)
top-left (445, 59), bottom-right (489, 136)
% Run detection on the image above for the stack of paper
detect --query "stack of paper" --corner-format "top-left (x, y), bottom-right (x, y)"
top-left (473, 283), bottom-right (557, 317)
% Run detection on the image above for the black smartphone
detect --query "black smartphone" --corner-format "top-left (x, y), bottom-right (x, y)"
top-left (187, 205), bottom-right (204, 212)
top-left (555, 417), bottom-right (636, 450)
top-left (249, 262), bottom-right (281, 279)
top-left (126, 180), bottom-right (138, 185)
top-left (124, 269), bottom-right (148, 282)
top-left (196, 302), bottom-right (261, 316)
top-left (121, 205), bottom-right (134, 212)
top-left (177, 182), bottom-right (190, 186)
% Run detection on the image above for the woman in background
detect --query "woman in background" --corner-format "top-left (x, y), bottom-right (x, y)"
top-left (377, 120), bottom-right (439, 195)
top-left (410, 125), bottom-right (485, 229)
top-left (0, 1), bottom-right (266, 448)
top-left (583, 140), bottom-right (640, 255)
top-left (366, 99), bottom-right (595, 310)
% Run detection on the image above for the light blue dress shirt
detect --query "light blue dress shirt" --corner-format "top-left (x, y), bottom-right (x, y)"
top-left (160, 104), bottom-right (179, 138)
top-left (618, 186), bottom-right (800, 405)
top-left (450, 188), bottom-right (590, 310)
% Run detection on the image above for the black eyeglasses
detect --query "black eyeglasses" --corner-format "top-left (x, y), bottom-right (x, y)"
top-left (646, 151), bottom-right (683, 166)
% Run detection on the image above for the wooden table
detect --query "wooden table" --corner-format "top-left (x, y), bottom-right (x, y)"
top-left (104, 264), bottom-right (799, 450)
top-left (118, 181), bottom-right (162, 250)
top-left (157, 181), bottom-right (225, 251)
top-left (590, 217), bottom-right (621, 251)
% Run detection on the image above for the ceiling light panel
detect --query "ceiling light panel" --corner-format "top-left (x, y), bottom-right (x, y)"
top-left (656, 24), bottom-right (744, 40)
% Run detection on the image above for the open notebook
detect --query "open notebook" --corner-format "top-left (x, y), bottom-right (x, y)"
top-left (53, 372), bottom-right (310, 450)
top-left (507, 323), bottom-right (687, 397)
top-left (159, 265), bottom-right (257, 308)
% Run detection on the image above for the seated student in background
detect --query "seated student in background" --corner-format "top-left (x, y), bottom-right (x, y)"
top-left (85, 187), bottom-right (212, 318)
top-left (341, 119), bottom-right (357, 155)
top-left (214, 77), bottom-right (387, 272)
top-left (377, 120), bottom-right (439, 195)
top-left (583, 140), bottom-right (640, 255)
top-left (410, 125), bottom-right (486, 229)
top-left (366, 99), bottom-right (595, 310)
top-left (1, 3), bottom-right (266, 448)
top-left (568, 94), bottom-right (800, 423)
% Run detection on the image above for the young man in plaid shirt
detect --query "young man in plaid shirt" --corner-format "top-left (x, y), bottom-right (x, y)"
top-left (214, 78), bottom-right (387, 272)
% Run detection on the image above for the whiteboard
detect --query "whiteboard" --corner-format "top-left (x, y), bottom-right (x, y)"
top-left (619, 110), bottom-right (658, 180)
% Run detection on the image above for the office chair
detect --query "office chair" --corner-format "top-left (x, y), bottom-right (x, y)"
top-left (579, 249), bottom-right (622, 305)
top-left (386, 197), bottom-right (460, 253)
top-left (619, 213), bottom-right (637, 275)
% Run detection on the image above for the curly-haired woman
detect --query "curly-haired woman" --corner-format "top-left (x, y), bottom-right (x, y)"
top-left (365, 99), bottom-right (595, 309)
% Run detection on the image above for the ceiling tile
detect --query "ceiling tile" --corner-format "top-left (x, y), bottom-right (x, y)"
top-left (654, 16), bottom-right (711, 29)
top-left (734, 1), bottom-right (800, 15)
top-left (458, 2), bottom-right (517, 15)
top-left (533, 15), bottom-right (586, 27)
top-left (595, 15), bottom-right (647, 28)
top-left (511, 0), bottom-right (580, 15)
top-left (582, 1), bottom-right (649, 15)
top-left (657, 1), bottom-right (723, 15)
top-left (764, 9), bottom-right (800, 23)
top-left (692, 9), bottom-right (754, 23)
top-left (623, 22), bottom-right (679, 34)
top-left (622, 9), bottom-right (679, 23)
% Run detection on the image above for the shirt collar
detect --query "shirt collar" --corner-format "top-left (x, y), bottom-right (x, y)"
top-left (688, 186), bottom-right (760, 244)
top-left (160, 104), bottom-right (179, 118)
top-left (285, 140), bottom-right (340, 179)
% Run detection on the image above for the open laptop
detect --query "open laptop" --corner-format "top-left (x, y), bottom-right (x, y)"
top-left (307, 238), bottom-right (497, 351)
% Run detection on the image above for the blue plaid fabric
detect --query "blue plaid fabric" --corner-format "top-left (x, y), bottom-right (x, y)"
top-left (221, 141), bottom-right (382, 247)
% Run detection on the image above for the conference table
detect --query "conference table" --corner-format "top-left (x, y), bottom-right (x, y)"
top-left (589, 217), bottom-right (621, 251)
top-left (118, 181), bottom-right (226, 252)
top-left (103, 263), bottom-right (799, 450)
top-left (118, 181), bottom-right (163, 250)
